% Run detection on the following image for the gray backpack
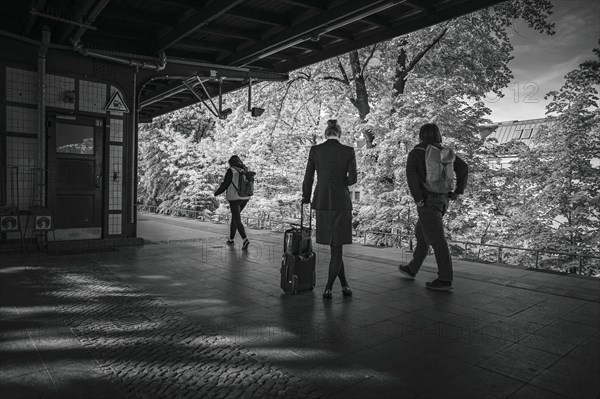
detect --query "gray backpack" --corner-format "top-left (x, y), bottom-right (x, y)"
top-left (417, 145), bottom-right (456, 193)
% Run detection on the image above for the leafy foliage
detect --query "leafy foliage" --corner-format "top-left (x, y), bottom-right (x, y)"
top-left (137, 1), bottom-right (598, 274)
top-left (510, 45), bottom-right (600, 258)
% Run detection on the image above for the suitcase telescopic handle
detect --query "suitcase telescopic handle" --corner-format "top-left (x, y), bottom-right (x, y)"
top-left (300, 202), bottom-right (312, 231)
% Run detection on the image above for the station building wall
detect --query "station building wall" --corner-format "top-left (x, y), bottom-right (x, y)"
top-left (0, 35), bottom-right (137, 242)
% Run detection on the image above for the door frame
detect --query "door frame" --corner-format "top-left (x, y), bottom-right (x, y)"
top-left (46, 113), bottom-right (108, 239)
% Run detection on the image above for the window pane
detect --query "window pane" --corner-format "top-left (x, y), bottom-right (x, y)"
top-left (56, 123), bottom-right (94, 154)
top-left (522, 128), bottom-right (533, 139)
top-left (512, 129), bottom-right (523, 140)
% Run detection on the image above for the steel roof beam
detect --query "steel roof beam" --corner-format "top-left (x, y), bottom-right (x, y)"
top-left (56, 0), bottom-right (95, 44)
top-left (69, 0), bottom-right (111, 45)
top-left (274, 0), bottom-right (507, 72)
top-left (154, 0), bottom-right (245, 53)
top-left (149, 0), bottom-right (204, 8)
top-left (24, 0), bottom-right (47, 36)
top-left (197, 26), bottom-right (260, 41)
top-left (218, 0), bottom-right (396, 66)
top-left (101, 7), bottom-right (174, 26)
top-left (277, 0), bottom-right (328, 10)
top-left (227, 8), bottom-right (290, 27)
top-left (176, 40), bottom-right (235, 53)
top-left (322, 29), bottom-right (355, 41)
top-left (291, 41), bottom-right (324, 51)
top-left (404, 0), bottom-right (436, 13)
top-left (361, 15), bottom-right (391, 28)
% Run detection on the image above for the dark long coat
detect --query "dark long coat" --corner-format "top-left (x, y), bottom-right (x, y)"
top-left (302, 138), bottom-right (357, 245)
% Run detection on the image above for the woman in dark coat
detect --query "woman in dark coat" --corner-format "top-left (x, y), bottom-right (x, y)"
top-left (302, 120), bottom-right (358, 299)
top-left (214, 155), bottom-right (251, 250)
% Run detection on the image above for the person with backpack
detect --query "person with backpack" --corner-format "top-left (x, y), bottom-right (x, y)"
top-left (214, 155), bottom-right (253, 250)
top-left (302, 119), bottom-right (358, 300)
top-left (398, 123), bottom-right (468, 291)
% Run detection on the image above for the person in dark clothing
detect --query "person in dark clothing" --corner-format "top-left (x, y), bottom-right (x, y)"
top-left (214, 155), bottom-right (251, 250)
top-left (399, 123), bottom-right (468, 291)
top-left (302, 119), bottom-right (358, 300)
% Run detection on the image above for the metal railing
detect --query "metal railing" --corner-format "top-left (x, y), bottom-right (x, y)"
top-left (351, 230), bottom-right (599, 276)
top-left (137, 205), bottom-right (600, 277)
top-left (138, 204), bottom-right (301, 232)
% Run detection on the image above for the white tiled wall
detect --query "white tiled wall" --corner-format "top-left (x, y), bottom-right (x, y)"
top-left (110, 118), bottom-right (124, 142)
top-left (6, 106), bottom-right (38, 135)
top-left (108, 214), bottom-right (122, 235)
top-left (6, 67), bottom-right (37, 105)
top-left (79, 80), bottom-right (107, 114)
top-left (4, 67), bottom-right (39, 210)
top-left (5, 137), bottom-right (38, 209)
top-left (4, 68), bottom-right (128, 237)
top-left (109, 145), bottom-right (123, 211)
top-left (46, 74), bottom-right (75, 110)
top-left (7, 68), bottom-right (78, 111)
top-left (6, 137), bottom-right (37, 168)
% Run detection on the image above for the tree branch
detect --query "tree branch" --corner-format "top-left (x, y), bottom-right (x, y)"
top-left (323, 76), bottom-right (349, 84)
top-left (298, 71), bottom-right (312, 81)
top-left (362, 44), bottom-right (378, 72)
top-left (337, 57), bottom-right (351, 85)
top-left (270, 77), bottom-right (302, 134)
top-left (406, 26), bottom-right (449, 72)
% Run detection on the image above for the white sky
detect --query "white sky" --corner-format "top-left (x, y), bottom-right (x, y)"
top-left (486, 0), bottom-right (599, 123)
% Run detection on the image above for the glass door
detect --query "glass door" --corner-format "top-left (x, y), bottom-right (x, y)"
top-left (47, 115), bottom-right (104, 239)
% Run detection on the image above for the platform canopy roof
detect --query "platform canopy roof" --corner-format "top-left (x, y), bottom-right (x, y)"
top-left (1, 0), bottom-right (506, 121)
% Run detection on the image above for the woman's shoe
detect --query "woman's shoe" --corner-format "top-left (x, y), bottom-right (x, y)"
top-left (322, 289), bottom-right (332, 300)
top-left (342, 286), bottom-right (353, 298)
top-left (226, 239), bottom-right (235, 245)
top-left (242, 238), bottom-right (250, 250)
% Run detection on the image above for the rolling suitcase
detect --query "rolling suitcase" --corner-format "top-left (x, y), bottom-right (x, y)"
top-left (280, 204), bottom-right (316, 294)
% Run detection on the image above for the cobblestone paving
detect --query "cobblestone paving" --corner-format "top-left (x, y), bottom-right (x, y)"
top-left (26, 261), bottom-right (323, 399)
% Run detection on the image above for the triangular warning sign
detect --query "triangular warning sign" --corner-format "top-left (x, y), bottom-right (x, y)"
top-left (105, 91), bottom-right (129, 113)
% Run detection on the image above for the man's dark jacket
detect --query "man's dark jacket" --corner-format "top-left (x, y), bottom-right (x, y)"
top-left (406, 142), bottom-right (469, 203)
top-left (302, 139), bottom-right (358, 210)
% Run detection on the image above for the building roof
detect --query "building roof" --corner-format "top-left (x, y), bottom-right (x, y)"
top-left (1, 0), bottom-right (507, 120)
top-left (482, 118), bottom-right (547, 147)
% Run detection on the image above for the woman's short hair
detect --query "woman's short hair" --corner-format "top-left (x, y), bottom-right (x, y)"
top-left (228, 155), bottom-right (244, 167)
top-left (419, 123), bottom-right (442, 144)
top-left (325, 119), bottom-right (342, 137)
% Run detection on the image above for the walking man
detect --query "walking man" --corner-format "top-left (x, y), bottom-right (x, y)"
top-left (399, 123), bottom-right (468, 291)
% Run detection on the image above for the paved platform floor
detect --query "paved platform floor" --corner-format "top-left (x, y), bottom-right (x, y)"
top-left (1, 212), bottom-right (599, 399)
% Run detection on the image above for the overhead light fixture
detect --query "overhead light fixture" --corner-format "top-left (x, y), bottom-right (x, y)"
top-left (310, 31), bottom-right (321, 42)
top-left (219, 108), bottom-right (232, 119)
top-left (247, 78), bottom-right (265, 117)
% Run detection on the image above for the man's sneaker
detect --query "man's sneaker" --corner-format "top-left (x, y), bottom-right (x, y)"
top-left (398, 264), bottom-right (416, 280)
top-left (226, 239), bottom-right (235, 245)
top-left (242, 238), bottom-right (250, 250)
top-left (425, 279), bottom-right (453, 291)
